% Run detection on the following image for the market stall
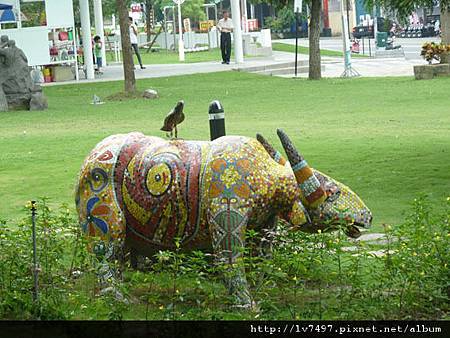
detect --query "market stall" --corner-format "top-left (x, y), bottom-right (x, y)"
top-left (0, 0), bottom-right (79, 82)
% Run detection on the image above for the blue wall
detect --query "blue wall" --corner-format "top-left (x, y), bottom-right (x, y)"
top-left (355, 0), bottom-right (381, 25)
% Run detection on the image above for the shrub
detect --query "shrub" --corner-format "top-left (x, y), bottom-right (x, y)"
top-left (265, 7), bottom-right (296, 33)
top-left (0, 196), bottom-right (448, 319)
top-left (0, 199), bottom-right (85, 319)
top-left (420, 42), bottom-right (450, 64)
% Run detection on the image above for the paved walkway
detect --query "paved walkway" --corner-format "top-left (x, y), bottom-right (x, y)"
top-left (343, 232), bottom-right (396, 258)
top-left (43, 49), bottom-right (426, 87)
top-left (274, 37), bottom-right (440, 60)
top-left (292, 56), bottom-right (425, 78)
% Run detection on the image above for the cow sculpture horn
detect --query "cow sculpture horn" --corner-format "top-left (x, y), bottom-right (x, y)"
top-left (256, 133), bottom-right (287, 166)
top-left (277, 129), bottom-right (326, 208)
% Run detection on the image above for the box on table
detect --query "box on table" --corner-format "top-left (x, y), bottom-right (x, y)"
top-left (50, 66), bottom-right (74, 82)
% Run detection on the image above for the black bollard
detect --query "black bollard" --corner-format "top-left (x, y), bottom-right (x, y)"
top-left (209, 100), bottom-right (226, 141)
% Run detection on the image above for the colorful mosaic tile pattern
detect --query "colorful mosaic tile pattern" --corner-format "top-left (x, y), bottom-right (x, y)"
top-left (76, 131), bottom-right (372, 306)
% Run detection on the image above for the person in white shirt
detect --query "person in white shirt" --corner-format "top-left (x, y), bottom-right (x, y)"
top-left (434, 19), bottom-right (440, 36)
top-left (217, 10), bottom-right (233, 64)
top-left (129, 17), bottom-right (145, 69)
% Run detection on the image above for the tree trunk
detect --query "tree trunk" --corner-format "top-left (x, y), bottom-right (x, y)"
top-left (146, 0), bottom-right (153, 42)
top-left (117, 0), bottom-right (136, 93)
top-left (308, 0), bottom-right (322, 80)
top-left (441, 6), bottom-right (450, 64)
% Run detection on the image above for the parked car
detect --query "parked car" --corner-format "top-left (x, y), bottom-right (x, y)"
top-left (352, 17), bottom-right (386, 39)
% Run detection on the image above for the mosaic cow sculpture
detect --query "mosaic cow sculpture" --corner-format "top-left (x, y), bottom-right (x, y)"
top-left (75, 129), bottom-right (372, 307)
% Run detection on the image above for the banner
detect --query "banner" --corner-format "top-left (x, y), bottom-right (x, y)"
top-left (199, 20), bottom-right (214, 32)
top-left (0, 0), bottom-right (16, 23)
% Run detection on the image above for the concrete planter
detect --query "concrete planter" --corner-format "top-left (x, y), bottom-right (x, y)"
top-left (414, 63), bottom-right (450, 80)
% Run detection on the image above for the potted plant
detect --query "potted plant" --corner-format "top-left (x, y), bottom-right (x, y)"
top-left (414, 42), bottom-right (450, 79)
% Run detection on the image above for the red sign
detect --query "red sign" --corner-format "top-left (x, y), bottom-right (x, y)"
top-left (131, 4), bottom-right (142, 12)
top-left (247, 19), bottom-right (259, 31)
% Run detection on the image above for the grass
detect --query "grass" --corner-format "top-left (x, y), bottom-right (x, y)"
top-left (104, 42), bottom-right (362, 66)
top-left (272, 42), bottom-right (368, 57)
top-left (106, 48), bottom-right (228, 65)
top-left (0, 72), bottom-right (449, 228)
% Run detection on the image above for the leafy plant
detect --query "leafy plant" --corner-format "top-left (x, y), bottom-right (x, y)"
top-left (0, 196), bottom-right (448, 319)
top-left (420, 42), bottom-right (450, 64)
top-left (264, 7), bottom-right (296, 33)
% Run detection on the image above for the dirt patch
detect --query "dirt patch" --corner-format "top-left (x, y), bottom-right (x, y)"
top-left (106, 91), bottom-right (145, 101)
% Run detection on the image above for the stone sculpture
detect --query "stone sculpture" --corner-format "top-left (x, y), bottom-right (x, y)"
top-left (76, 129), bottom-right (372, 307)
top-left (0, 35), bottom-right (47, 111)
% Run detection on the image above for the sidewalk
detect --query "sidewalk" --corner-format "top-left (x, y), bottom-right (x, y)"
top-left (42, 52), bottom-right (305, 87)
top-left (302, 56), bottom-right (425, 78)
top-left (43, 49), bottom-right (425, 86)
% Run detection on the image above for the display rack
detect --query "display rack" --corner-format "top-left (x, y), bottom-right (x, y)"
top-left (0, 0), bottom-right (79, 81)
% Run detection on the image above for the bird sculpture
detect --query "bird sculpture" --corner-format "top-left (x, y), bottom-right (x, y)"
top-left (161, 100), bottom-right (185, 139)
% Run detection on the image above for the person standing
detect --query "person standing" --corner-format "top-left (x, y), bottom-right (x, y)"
top-left (93, 35), bottom-right (103, 74)
top-left (217, 10), bottom-right (233, 64)
top-left (129, 17), bottom-right (146, 69)
top-left (434, 19), bottom-right (440, 37)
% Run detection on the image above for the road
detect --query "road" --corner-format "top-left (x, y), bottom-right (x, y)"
top-left (274, 37), bottom-right (440, 60)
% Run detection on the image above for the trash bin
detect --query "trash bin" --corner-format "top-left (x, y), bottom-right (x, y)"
top-left (322, 28), bottom-right (332, 37)
top-left (376, 32), bottom-right (388, 48)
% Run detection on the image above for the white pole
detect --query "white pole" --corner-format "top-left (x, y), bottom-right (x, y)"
top-left (230, 0), bottom-right (244, 63)
top-left (177, 2), bottom-right (185, 61)
top-left (93, 0), bottom-right (107, 66)
top-left (373, 6), bottom-right (378, 47)
top-left (72, 6), bottom-right (79, 81)
top-left (340, 0), bottom-right (358, 77)
top-left (80, 0), bottom-right (95, 79)
top-left (341, 0), bottom-right (350, 67)
top-left (242, 0), bottom-right (248, 33)
top-left (16, 0), bottom-right (21, 28)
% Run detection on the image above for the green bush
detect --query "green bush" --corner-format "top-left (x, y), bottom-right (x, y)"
top-left (265, 7), bottom-right (296, 33)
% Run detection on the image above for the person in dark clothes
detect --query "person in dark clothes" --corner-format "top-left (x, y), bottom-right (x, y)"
top-left (217, 10), bottom-right (233, 64)
top-left (129, 17), bottom-right (145, 69)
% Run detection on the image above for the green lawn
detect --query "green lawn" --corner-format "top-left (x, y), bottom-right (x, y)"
top-left (105, 42), bottom-right (357, 66)
top-left (106, 48), bottom-right (227, 65)
top-left (272, 42), bottom-right (368, 57)
top-left (0, 72), bottom-right (449, 227)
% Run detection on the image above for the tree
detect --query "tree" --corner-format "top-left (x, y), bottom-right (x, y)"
top-left (145, 0), bottom-right (153, 42)
top-left (308, 0), bottom-right (322, 79)
top-left (153, 0), bottom-right (206, 22)
top-left (443, 7), bottom-right (450, 62)
top-left (116, 0), bottom-right (136, 93)
top-left (72, 0), bottom-right (118, 26)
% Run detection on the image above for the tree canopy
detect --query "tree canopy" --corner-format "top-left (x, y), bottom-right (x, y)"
top-left (152, 0), bottom-right (206, 22)
top-left (365, 0), bottom-right (448, 18)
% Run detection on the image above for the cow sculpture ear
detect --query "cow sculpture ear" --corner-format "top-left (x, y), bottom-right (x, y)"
top-left (256, 133), bottom-right (287, 166)
top-left (276, 129), bottom-right (326, 208)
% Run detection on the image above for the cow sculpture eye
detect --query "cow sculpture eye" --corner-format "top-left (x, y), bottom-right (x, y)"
top-left (146, 162), bottom-right (172, 196)
top-left (89, 168), bottom-right (108, 192)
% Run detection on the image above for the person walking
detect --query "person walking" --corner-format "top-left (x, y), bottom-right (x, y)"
top-left (129, 17), bottom-right (146, 69)
top-left (217, 10), bottom-right (233, 64)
